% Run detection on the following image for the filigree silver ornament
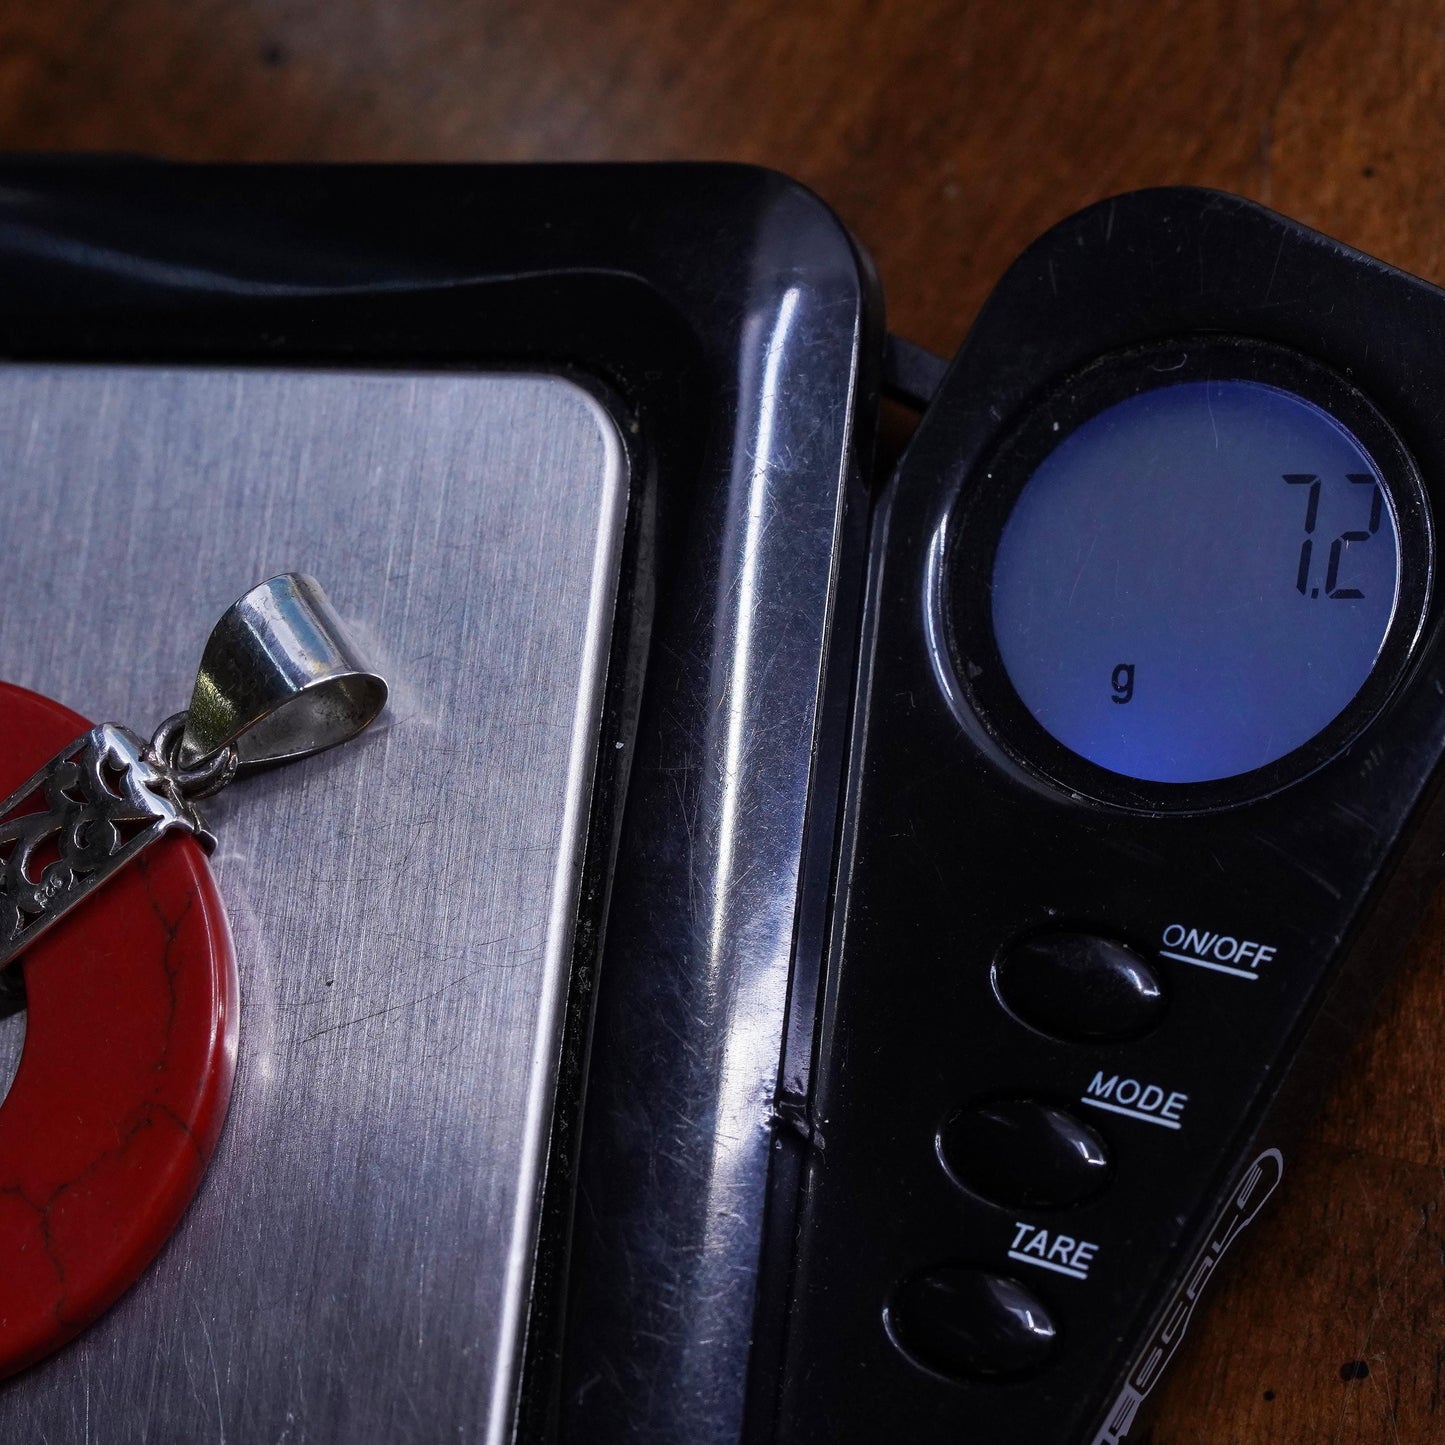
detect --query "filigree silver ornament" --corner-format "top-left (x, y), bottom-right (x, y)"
top-left (0, 574), bottom-right (387, 970)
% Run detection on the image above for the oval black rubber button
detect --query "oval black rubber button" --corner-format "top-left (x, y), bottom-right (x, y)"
top-left (994, 931), bottom-right (1165, 1041)
top-left (939, 1099), bottom-right (1109, 1208)
top-left (887, 1266), bottom-right (1056, 1379)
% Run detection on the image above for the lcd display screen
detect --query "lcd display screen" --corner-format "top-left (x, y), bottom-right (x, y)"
top-left (990, 378), bottom-right (1401, 784)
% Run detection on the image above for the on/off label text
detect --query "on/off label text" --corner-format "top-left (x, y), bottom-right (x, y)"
top-left (1159, 922), bottom-right (1277, 981)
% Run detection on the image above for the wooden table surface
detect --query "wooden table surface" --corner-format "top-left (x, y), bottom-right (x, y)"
top-left (4, 1), bottom-right (1444, 1439)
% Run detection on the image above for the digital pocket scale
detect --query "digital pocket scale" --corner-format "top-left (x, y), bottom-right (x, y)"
top-left (0, 168), bottom-right (1440, 1445)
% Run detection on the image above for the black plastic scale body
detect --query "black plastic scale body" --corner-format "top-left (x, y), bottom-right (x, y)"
top-left (6, 165), bottom-right (1445, 1445)
top-left (771, 189), bottom-right (1445, 1444)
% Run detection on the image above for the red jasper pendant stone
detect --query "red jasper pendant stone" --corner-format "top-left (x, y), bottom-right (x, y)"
top-left (0, 681), bottom-right (237, 1378)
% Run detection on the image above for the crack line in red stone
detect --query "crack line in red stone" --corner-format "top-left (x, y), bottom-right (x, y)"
top-left (2, 863), bottom-right (208, 1337)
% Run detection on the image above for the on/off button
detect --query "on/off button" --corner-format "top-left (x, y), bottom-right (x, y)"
top-left (993, 931), bottom-right (1166, 1042)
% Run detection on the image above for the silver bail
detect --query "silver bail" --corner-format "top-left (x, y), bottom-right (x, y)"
top-left (179, 575), bottom-right (388, 772)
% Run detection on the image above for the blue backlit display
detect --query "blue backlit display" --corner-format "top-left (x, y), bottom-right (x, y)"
top-left (990, 379), bottom-right (1401, 784)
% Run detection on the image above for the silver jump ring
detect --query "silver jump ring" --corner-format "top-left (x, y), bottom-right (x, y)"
top-left (147, 712), bottom-right (239, 800)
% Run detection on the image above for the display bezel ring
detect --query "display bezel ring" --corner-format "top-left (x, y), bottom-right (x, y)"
top-left (940, 335), bottom-right (1434, 814)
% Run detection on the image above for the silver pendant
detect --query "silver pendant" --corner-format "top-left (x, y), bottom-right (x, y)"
top-left (0, 574), bottom-right (386, 968)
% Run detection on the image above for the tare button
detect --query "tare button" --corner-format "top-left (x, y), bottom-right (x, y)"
top-left (1158, 922), bottom-right (1278, 981)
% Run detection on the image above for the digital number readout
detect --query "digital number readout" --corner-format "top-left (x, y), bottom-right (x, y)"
top-left (990, 379), bottom-right (1401, 784)
top-left (1285, 472), bottom-right (1382, 600)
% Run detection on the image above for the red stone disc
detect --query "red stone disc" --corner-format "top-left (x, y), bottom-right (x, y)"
top-left (0, 681), bottom-right (237, 1378)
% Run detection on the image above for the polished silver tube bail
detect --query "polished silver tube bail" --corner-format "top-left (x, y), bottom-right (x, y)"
top-left (179, 575), bottom-right (388, 772)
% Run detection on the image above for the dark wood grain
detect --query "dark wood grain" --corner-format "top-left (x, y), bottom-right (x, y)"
top-left (3, 1), bottom-right (1444, 1438)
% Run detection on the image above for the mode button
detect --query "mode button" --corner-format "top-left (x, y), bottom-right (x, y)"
top-left (939, 1099), bottom-right (1109, 1208)
top-left (995, 931), bottom-right (1165, 1042)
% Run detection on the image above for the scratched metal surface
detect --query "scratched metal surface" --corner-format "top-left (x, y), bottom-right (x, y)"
top-left (0, 367), bottom-right (626, 1444)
